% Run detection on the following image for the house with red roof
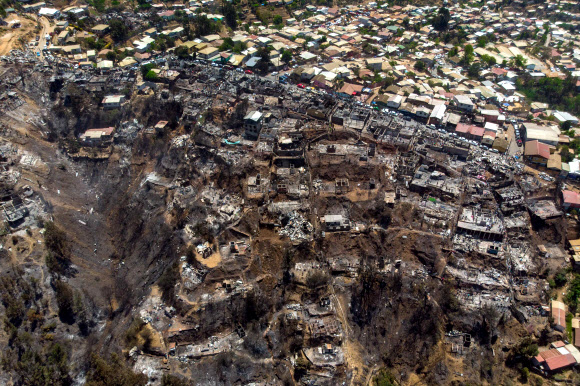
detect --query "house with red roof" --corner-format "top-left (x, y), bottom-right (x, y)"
top-left (327, 7), bottom-right (339, 16)
top-left (551, 300), bottom-right (567, 332)
top-left (337, 83), bottom-right (363, 98)
top-left (532, 340), bottom-right (579, 374)
top-left (158, 10), bottom-right (175, 20)
top-left (562, 190), bottom-right (580, 210)
top-left (573, 317), bottom-right (580, 348)
top-left (80, 127), bottom-right (115, 146)
top-left (491, 67), bottom-right (508, 79)
top-left (524, 140), bottom-right (552, 166)
top-left (455, 123), bottom-right (484, 142)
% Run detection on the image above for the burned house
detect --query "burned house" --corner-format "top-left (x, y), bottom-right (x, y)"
top-left (495, 185), bottom-right (524, 213)
top-left (335, 178), bottom-right (349, 195)
top-left (395, 152), bottom-right (420, 180)
top-left (527, 200), bottom-right (563, 221)
top-left (2, 199), bottom-right (28, 227)
top-left (410, 165), bottom-right (462, 199)
top-left (275, 133), bottom-right (304, 158)
top-left (306, 96), bottom-right (336, 121)
top-left (344, 106), bottom-right (371, 131)
top-left (456, 207), bottom-right (504, 241)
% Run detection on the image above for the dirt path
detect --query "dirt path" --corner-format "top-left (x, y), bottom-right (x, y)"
top-left (0, 15), bottom-right (53, 57)
top-left (330, 285), bottom-right (369, 385)
top-left (0, 15), bottom-right (36, 55)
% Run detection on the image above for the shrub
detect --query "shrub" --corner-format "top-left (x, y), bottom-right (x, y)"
top-left (554, 270), bottom-right (567, 287)
top-left (54, 280), bottom-right (75, 324)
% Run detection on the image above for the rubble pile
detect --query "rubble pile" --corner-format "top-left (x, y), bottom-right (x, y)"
top-left (279, 211), bottom-right (313, 241)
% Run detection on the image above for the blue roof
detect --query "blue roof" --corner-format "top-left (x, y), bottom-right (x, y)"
top-left (245, 57), bottom-right (260, 67)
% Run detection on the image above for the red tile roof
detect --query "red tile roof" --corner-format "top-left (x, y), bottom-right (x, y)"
top-left (456, 123), bottom-right (469, 133)
top-left (339, 83), bottom-right (363, 95)
top-left (552, 341), bottom-right (566, 348)
top-left (456, 123), bottom-right (485, 137)
top-left (539, 349), bottom-right (562, 360)
top-left (525, 140), bottom-right (551, 160)
top-left (563, 190), bottom-right (580, 206)
top-left (484, 130), bottom-right (497, 139)
top-left (84, 127), bottom-right (115, 136)
top-left (469, 126), bottom-right (485, 137)
top-left (545, 353), bottom-right (576, 371)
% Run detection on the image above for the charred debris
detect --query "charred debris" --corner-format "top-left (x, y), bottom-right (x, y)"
top-left (0, 59), bottom-right (578, 385)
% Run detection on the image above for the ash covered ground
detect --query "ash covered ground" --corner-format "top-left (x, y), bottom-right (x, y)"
top-left (0, 57), bottom-right (577, 386)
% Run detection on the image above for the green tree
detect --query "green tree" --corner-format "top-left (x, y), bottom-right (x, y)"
top-left (109, 19), bottom-right (128, 42)
top-left (565, 274), bottom-right (580, 312)
top-left (461, 44), bottom-right (474, 65)
top-left (140, 63), bottom-right (156, 77)
top-left (174, 45), bottom-right (190, 59)
top-left (273, 14), bottom-right (283, 25)
top-left (481, 54), bottom-right (497, 66)
top-left (414, 60), bottom-right (425, 71)
top-left (514, 54), bottom-right (527, 68)
top-left (106, 51), bottom-right (117, 62)
top-left (281, 50), bottom-right (292, 63)
top-left (192, 15), bottom-right (218, 37)
top-left (222, 1), bottom-right (238, 30)
top-left (561, 146), bottom-right (575, 163)
top-left (54, 280), bottom-right (75, 323)
top-left (477, 35), bottom-right (488, 48)
top-left (374, 369), bottom-right (397, 386)
top-left (554, 270), bottom-right (568, 287)
top-left (467, 62), bottom-right (481, 78)
top-left (448, 46), bottom-right (459, 58)
top-left (561, 120), bottom-right (572, 132)
top-left (513, 337), bottom-right (539, 358)
top-left (86, 353), bottom-right (148, 386)
top-left (255, 47), bottom-right (271, 73)
top-left (219, 37), bottom-right (234, 51)
top-left (431, 7), bottom-right (450, 32)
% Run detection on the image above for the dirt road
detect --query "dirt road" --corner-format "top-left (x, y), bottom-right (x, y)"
top-left (0, 14), bottom-right (35, 55)
top-left (37, 16), bottom-right (54, 59)
top-left (0, 15), bottom-right (54, 58)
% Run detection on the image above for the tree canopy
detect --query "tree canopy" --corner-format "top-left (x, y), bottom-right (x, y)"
top-left (109, 19), bottom-right (128, 42)
top-left (222, 2), bottom-right (238, 30)
top-left (431, 7), bottom-right (451, 32)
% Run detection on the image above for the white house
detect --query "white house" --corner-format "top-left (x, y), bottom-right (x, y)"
top-left (244, 111), bottom-right (263, 139)
top-left (387, 94), bottom-right (403, 109)
top-left (454, 94), bottom-right (474, 112)
top-left (38, 7), bottom-right (60, 18)
top-left (102, 95), bottom-right (125, 109)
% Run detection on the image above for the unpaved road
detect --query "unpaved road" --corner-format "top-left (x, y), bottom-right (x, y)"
top-left (0, 15), bottom-right (54, 57)
top-left (0, 14), bottom-right (36, 55)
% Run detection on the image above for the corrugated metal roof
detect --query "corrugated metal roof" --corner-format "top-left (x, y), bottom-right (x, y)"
top-left (545, 353), bottom-right (576, 371)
